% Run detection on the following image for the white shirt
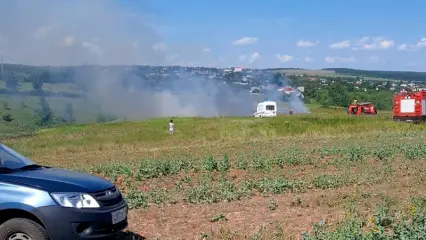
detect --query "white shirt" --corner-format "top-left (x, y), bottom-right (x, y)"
top-left (169, 122), bottom-right (174, 129)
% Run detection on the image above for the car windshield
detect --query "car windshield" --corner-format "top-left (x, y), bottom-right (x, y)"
top-left (0, 144), bottom-right (35, 170)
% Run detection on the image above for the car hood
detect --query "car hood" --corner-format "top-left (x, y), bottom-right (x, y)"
top-left (0, 168), bottom-right (114, 193)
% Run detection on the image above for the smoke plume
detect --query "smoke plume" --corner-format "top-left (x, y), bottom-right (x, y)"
top-left (263, 73), bottom-right (310, 114)
top-left (0, 0), bottom-right (306, 120)
top-left (81, 68), bottom-right (257, 119)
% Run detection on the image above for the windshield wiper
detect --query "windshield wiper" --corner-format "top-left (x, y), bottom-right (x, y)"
top-left (16, 164), bottom-right (45, 171)
top-left (0, 167), bottom-right (15, 173)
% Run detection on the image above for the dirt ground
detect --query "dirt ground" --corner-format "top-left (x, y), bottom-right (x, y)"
top-left (124, 178), bottom-right (423, 240)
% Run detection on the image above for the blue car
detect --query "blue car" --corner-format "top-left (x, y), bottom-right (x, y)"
top-left (0, 143), bottom-right (128, 240)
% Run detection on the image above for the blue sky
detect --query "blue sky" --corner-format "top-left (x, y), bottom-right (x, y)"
top-left (0, 0), bottom-right (424, 71)
top-left (120, 0), bottom-right (426, 71)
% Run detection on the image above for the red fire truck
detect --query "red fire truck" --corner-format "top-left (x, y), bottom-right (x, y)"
top-left (392, 89), bottom-right (426, 122)
top-left (347, 102), bottom-right (377, 115)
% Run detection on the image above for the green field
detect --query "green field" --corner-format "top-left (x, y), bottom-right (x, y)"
top-left (272, 69), bottom-right (337, 76)
top-left (273, 69), bottom-right (400, 82)
top-left (3, 105), bottom-right (426, 239)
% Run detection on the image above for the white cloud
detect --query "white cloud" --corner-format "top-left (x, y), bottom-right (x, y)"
top-left (152, 41), bottom-right (166, 52)
top-left (416, 37), bottom-right (426, 48)
top-left (62, 36), bottom-right (75, 46)
top-left (276, 54), bottom-right (293, 63)
top-left (202, 48), bottom-right (211, 52)
top-left (239, 52), bottom-right (260, 63)
top-left (232, 37), bottom-right (258, 46)
top-left (296, 40), bottom-right (319, 47)
top-left (379, 40), bottom-right (394, 49)
top-left (81, 41), bottom-right (104, 56)
top-left (325, 56), bottom-right (356, 63)
top-left (304, 57), bottom-right (315, 63)
top-left (248, 52), bottom-right (260, 63)
top-left (329, 40), bottom-right (350, 49)
top-left (359, 36), bottom-right (370, 43)
top-left (397, 44), bottom-right (408, 51)
top-left (352, 37), bottom-right (394, 50)
top-left (368, 56), bottom-right (385, 64)
top-left (34, 24), bottom-right (58, 40)
top-left (396, 38), bottom-right (426, 51)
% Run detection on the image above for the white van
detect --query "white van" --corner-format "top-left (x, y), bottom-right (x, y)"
top-left (253, 101), bottom-right (277, 117)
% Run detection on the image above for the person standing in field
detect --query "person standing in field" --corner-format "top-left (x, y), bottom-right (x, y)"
top-left (168, 119), bottom-right (174, 135)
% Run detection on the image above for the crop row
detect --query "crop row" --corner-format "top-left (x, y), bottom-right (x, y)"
top-left (121, 164), bottom-right (392, 209)
top-left (80, 143), bottom-right (426, 183)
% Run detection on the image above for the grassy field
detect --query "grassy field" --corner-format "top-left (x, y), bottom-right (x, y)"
top-left (272, 69), bottom-right (395, 82)
top-left (273, 69), bottom-right (336, 76)
top-left (3, 106), bottom-right (426, 239)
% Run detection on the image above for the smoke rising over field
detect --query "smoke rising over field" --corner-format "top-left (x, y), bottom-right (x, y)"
top-left (0, 0), bottom-right (307, 120)
top-left (263, 74), bottom-right (310, 114)
top-left (80, 68), bottom-right (257, 119)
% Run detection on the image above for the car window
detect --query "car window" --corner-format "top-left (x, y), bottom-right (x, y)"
top-left (0, 144), bottom-right (35, 169)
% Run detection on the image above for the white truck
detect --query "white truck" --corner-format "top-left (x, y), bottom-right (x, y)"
top-left (253, 101), bottom-right (277, 117)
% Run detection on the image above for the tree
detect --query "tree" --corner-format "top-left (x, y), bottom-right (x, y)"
top-left (328, 83), bottom-right (349, 107)
top-left (369, 91), bottom-right (393, 110)
top-left (5, 72), bottom-right (19, 91)
top-left (32, 71), bottom-right (49, 92)
top-left (384, 81), bottom-right (392, 90)
top-left (36, 96), bottom-right (53, 126)
top-left (314, 89), bottom-right (331, 107)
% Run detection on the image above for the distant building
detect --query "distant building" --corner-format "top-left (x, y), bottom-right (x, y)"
top-left (233, 67), bottom-right (243, 72)
top-left (224, 67), bottom-right (243, 73)
top-left (250, 87), bottom-right (261, 93)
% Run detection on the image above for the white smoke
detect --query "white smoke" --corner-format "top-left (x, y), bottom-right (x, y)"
top-left (0, 0), bottom-right (213, 66)
top-left (0, 0), bottom-right (302, 120)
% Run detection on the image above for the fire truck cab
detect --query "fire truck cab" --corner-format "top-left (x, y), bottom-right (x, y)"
top-left (347, 102), bottom-right (377, 115)
top-left (392, 89), bottom-right (426, 122)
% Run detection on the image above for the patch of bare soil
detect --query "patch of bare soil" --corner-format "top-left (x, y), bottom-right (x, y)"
top-left (125, 177), bottom-right (424, 240)
top-left (127, 194), bottom-right (339, 240)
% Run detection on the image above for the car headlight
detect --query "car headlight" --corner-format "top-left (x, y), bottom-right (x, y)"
top-left (51, 193), bottom-right (100, 208)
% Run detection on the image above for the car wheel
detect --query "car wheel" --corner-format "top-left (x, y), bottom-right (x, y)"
top-left (0, 218), bottom-right (49, 240)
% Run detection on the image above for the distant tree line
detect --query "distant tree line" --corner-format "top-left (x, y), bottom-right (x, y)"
top-left (280, 73), bottom-right (395, 110)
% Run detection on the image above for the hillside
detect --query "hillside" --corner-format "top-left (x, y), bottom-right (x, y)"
top-left (323, 68), bottom-right (426, 82)
top-left (0, 63), bottom-right (422, 141)
top-left (269, 67), bottom-right (426, 82)
top-left (4, 107), bottom-right (426, 239)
